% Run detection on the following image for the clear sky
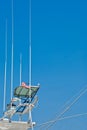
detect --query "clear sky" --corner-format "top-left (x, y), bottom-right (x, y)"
top-left (0, 0), bottom-right (87, 130)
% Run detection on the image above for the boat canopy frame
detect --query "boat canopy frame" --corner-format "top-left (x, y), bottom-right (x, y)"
top-left (14, 85), bottom-right (40, 99)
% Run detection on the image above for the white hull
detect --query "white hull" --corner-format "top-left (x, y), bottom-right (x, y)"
top-left (0, 119), bottom-right (35, 130)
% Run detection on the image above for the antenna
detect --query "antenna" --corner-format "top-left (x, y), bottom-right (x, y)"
top-left (29, 0), bottom-right (32, 86)
top-left (20, 54), bottom-right (22, 86)
top-left (3, 20), bottom-right (7, 112)
top-left (28, 0), bottom-right (33, 129)
top-left (11, 0), bottom-right (14, 101)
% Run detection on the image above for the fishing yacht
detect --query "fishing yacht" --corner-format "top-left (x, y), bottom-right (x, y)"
top-left (0, 0), bottom-right (40, 129)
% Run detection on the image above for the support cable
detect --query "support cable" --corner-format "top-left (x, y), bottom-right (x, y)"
top-left (45, 86), bottom-right (87, 130)
top-left (36, 85), bottom-right (87, 129)
top-left (36, 112), bottom-right (87, 129)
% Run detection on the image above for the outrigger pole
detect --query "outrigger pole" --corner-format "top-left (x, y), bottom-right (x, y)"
top-left (28, 0), bottom-right (33, 129)
top-left (3, 20), bottom-right (7, 113)
top-left (29, 0), bottom-right (32, 86)
top-left (20, 54), bottom-right (22, 86)
top-left (11, 0), bottom-right (14, 101)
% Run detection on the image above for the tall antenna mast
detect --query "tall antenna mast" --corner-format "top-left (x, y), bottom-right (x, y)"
top-left (29, 0), bottom-right (32, 86)
top-left (20, 54), bottom-right (22, 86)
top-left (28, 0), bottom-right (33, 129)
top-left (11, 0), bottom-right (14, 101)
top-left (3, 20), bottom-right (7, 112)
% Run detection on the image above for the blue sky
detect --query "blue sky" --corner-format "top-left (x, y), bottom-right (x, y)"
top-left (0, 0), bottom-right (87, 130)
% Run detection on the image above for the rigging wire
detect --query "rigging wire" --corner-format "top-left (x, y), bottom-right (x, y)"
top-left (53, 85), bottom-right (87, 119)
top-left (36, 112), bottom-right (87, 129)
top-left (51, 85), bottom-right (87, 124)
top-left (57, 112), bottom-right (87, 121)
top-left (36, 85), bottom-right (87, 130)
top-left (45, 85), bottom-right (87, 130)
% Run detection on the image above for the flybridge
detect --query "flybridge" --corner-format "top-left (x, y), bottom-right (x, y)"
top-left (0, 82), bottom-right (40, 130)
top-left (14, 84), bottom-right (40, 98)
top-left (1, 82), bottom-right (40, 122)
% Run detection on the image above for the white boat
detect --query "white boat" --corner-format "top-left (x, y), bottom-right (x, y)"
top-left (0, 0), bottom-right (40, 129)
